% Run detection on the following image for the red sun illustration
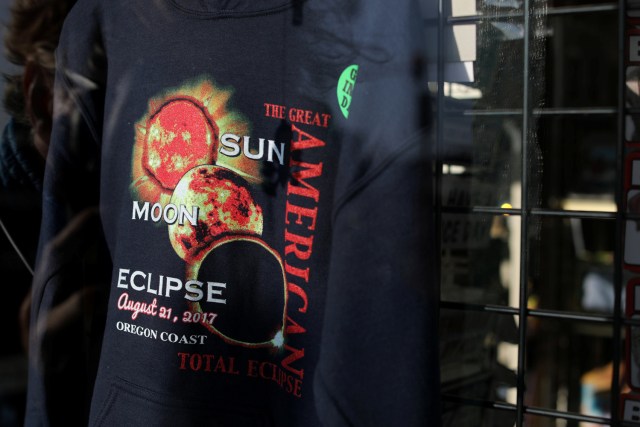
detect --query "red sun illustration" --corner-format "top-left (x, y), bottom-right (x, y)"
top-left (131, 78), bottom-right (252, 205)
top-left (143, 98), bottom-right (218, 190)
top-left (169, 165), bottom-right (263, 263)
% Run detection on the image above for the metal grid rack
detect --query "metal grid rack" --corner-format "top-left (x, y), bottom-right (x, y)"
top-left (432, 1), bottom-right (628, 425)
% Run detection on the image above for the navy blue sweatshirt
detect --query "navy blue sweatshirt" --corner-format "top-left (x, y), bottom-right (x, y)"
top-left (26, 1), bottom-right (440, 425)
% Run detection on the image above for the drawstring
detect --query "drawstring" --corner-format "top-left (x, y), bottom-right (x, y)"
top-left (0, 216), bottom-right (34, 276)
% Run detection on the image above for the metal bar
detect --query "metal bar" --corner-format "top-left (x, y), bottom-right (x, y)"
top-left (440, 300), bottom-right (617, 324)
top-left (441, 394), bottom-right (517, 412)
top-left (542, 4), bottom-right (617, 16)
top-left (611, 0), bottom-right (626, 424)
top-left (440, 300), bottom-right (520, 315)
top-left (447, 11), bottom-right (522, 24)
top-left (533, 107), bottom-right (618, 115)
top-left (529, 208), bottom-right (617, 219)
top-left (525, 406), bottom-right (612, 424)
top-left (435, 0), bottom-right (447, 424)
top-left (444, 107), bottom-right (617, 117)
top-left (516, 0), bottom-right (533, 402)
top-left (458, 109), bottom-right (523, 116)
top-left (441, 394), bottom-right (614, 424)
top-left (439, 206), bottom-right (521, 215)
top-left (439, 206), bottom-right (617, 219)
top-left (529, 308), bottom-right (614, 324)
top-left (441, 300), bottom-right (640, 327)
top-left (445, 3), bottom-right (617, 24)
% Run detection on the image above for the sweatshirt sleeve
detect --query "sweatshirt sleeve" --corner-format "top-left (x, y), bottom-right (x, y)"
top-left (313, 0), bottom-right (441, 425)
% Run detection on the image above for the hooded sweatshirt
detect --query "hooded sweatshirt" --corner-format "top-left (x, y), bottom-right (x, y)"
top-left (26, 1), bottom-right (440, 426)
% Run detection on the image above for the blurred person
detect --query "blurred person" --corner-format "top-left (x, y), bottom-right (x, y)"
top-left (1, 0), bottom-right (78, 332)
top-left (0, 0), bottom-right (77, 425)
top-left (1, 0), bottom-right (110, 426)
top-left (28, 1), bottom-right (439, 426)
top-left (2, 0), bottom-right (77, 191)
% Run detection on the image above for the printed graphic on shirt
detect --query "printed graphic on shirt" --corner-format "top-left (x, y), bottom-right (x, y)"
top-left (125, 76), bottom-right (327, 397)
top-left (168, 166), bottom-right (263, 264)
top-left (129, 76), bottom-right (286, 348)
top-left (131, 77), bottom-right (260, 207)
